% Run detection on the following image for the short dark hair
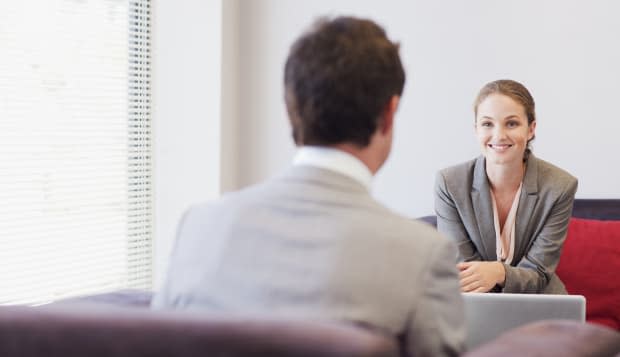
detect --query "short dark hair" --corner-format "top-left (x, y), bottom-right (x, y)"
top-left (284, 16), bottom-right (405, 147)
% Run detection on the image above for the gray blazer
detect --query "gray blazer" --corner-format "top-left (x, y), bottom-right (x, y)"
top-left (434, 155), bottom-right (578, 294)
top-left (153, 166), bottom-right (465, 357)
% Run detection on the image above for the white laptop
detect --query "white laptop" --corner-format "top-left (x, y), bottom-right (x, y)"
top-left (462, 292), bottom-right (586, 349)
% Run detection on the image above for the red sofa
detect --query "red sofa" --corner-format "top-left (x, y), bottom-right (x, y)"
top-left (556, 199), bottom-right (620, 330)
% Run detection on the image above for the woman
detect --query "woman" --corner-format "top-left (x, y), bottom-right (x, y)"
top-left (434, 79), bottom-right (578, 294)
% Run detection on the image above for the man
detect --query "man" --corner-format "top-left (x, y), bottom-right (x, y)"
top-left (152, 16), bottom-right (464, 356)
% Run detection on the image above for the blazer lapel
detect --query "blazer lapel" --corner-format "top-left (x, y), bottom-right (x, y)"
top-left (515, 155), bottom-right (539, 259)
top-left (471, 156), bottom-right (497, 261)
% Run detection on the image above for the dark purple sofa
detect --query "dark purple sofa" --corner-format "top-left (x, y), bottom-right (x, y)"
top-left (0, 296), bottom-right (398, 357)
top-left (1, 288), bottom-right (619, 357)
top-left (0, 289), bottom-right (619, 357)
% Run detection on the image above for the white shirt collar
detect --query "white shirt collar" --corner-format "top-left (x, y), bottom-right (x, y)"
top-left (293, 146), bottom-right (373, 189)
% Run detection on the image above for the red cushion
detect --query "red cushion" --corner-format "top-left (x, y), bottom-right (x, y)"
top-left (556, 218), bottom-right (620, 330)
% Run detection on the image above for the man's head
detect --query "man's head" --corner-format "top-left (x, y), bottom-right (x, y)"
top-left (284, 16), bottom-right (405, 152)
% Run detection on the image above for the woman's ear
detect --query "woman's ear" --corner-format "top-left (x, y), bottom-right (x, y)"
top-left (528, 120), bottom-right (537, 140)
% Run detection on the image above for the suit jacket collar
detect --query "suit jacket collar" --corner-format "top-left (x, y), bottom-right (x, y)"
top-left (515, 155), bottom-right (539, 258)
top-left (293, 146), bottom-right (373, 190)
top-left (471, 156), bottom-right (496, 260)
top-left (522, 154), bottom-right (539, 195)
top-left (471, 154), bottom-right (539, 192)
top-left (280, 165), bottom-right (370, 195)
top-left (470, 155), bottom-right (540, 261)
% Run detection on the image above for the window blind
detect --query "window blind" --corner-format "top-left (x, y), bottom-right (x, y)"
top-left (0, 0), bottom-right (152, 305)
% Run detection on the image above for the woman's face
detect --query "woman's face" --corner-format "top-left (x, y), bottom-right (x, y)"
top-left (475, 93), bottom-right (536, 166)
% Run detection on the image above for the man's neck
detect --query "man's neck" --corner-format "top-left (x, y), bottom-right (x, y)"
top-left (293, 146), bottom-right (374, 189)
top-left (331, 143), bottom-right (381, 175)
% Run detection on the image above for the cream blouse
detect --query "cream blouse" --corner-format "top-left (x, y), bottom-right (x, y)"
top-left (490, 183), bottom-right (523, 265)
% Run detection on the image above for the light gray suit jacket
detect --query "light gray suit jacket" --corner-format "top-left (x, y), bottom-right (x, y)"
top-left (434, 155), bottom-right (578, 294)
top-left (153, 166), bottom-right (465, 357)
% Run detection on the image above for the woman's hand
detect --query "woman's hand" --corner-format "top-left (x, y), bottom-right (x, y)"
top-left (457, 261), bottom-right (506, 293)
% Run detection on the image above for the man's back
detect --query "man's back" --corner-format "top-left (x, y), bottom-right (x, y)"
top-left (153, 166), bottom-right (464, 356)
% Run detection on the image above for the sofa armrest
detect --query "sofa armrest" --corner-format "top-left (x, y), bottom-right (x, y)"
top-left (0, 305), bottom-right (398, 357)
top-left (464, 319), bottom-right (620, 357)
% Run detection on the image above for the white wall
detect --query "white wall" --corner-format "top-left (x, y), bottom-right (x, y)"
top-left (150, 0), bottom-right (620, 286)
top-left (232, 0), bottom-right (620, 219)
top-left (151, 0), bottom-right (222, 287)
top-left (221, 0), bottom-right (241, 192)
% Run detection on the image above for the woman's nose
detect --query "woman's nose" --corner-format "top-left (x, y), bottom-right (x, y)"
top-left (493, 126), bottom-right (507, 139)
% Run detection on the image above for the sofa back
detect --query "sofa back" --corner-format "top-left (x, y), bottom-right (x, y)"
top-left (556, 199), bottom-right (620, 330)
top-left (571, 199), bottom-right (620, 220)
top-left (420, 199), bottom-right (620, 228)
top-left (0, 305), bottom-right (398, 357)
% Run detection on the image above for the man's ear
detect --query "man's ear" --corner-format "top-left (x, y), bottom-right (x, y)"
top-left (380, 95), bottom-right (400, 134)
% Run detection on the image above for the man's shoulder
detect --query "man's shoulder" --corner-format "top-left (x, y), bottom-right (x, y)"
top-left (182, 168), bottom-right (369, 221)
top-left (361, 204), bottom-right (452, 249)
top-left (181, 181), bottom-right (272, 221)
top-left (182, 169), bottom-right (450, 248)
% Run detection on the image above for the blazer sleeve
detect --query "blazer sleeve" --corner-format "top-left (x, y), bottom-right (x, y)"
top-left (406, 238), bottom-right (465, 357)
top-left (502, 178), bottom-right (578, 293)
top-left (434, 171), bottom-right (482, 262)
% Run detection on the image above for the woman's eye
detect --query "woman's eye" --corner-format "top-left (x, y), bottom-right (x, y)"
top-left (507, 121), bottom-right (519, 128)
top-left (480, 122), bottom-right (492, 127)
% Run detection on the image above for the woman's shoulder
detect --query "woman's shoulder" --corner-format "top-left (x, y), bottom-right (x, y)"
top-left (436, 157), bottom-right (482, 195)
top-left (438, 156), bottom-right (480, 178)
top-left (531, 156), bottom-right (577, 185)
top-left (530, 156), bottom-right (578, 197)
